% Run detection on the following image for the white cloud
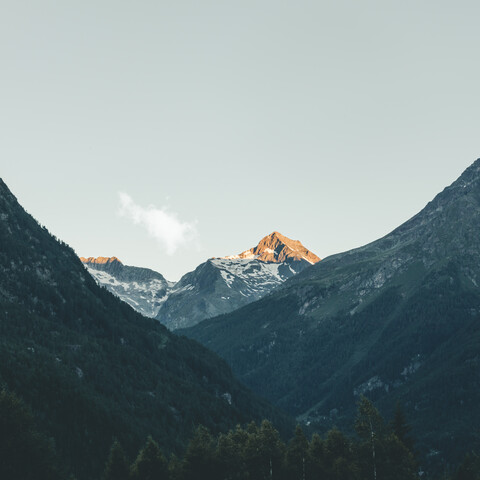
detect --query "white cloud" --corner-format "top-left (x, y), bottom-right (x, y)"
top-left (118, 192), bottom-right (197, 255)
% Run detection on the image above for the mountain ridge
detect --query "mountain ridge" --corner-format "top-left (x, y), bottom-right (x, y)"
top-left (181, 158), bottom-right (480, 467)
top-left (0, 177), bottom-right (292, 479)
top-left (81, 232), bottom-right (321, 329)
top-left (79, 256), bottom-right (122, 265)
top-left (156, 231), bottom-right (320, 329)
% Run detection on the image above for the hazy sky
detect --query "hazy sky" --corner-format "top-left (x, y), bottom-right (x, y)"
top-left (2, 1), bottom-right (479, 280)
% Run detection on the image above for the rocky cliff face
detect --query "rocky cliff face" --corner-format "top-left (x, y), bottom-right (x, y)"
top-left (155, 232), bottom-right (320, 329)
top-left (80, 233), bottom-right (320, 330)
top-left (225, 231), bottom-right (321, 266)
top-left (79, 256), bottom-right (121, 266)
top-left (80, 257), bottom-right (172, 318)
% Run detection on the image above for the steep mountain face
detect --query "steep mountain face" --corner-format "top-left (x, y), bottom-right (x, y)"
top-left (155, 232), bottom-right (320, 329)
top-left (225, 231), bottom-right (320, 265)
top-left (0, 179), bottom-right (291, 480)
top-left (80, 256), bottom-right (172, 318)
top-left (80, 232), bottom-right (320, 330)
top-left (182, 159), bottom-right (480, 465)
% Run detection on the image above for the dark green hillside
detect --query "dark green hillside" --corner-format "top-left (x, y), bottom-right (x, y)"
top-left (0, 179), bottom-right (291, 480)
top-left (182, 159), bottom-right (480, 466)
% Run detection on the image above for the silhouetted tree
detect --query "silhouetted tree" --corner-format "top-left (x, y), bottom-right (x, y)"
top-left (324, 428), bottom-right (358, 480)
top-left (390, 402), bottom-right (414, 454)
top-left (355, 396), bottom-right (384, 480)
top-left (244, 420), bottom-right (285, 480)
top-left (381, 433), bottom-right (417, 480)
top-left (216, 427), bottom-right (249, 480)
top-left (131, 436), bottom-right (168, 480)
top-left (285, 425), bottom-right (309, 480)
top-left (183, 426), bottom-right (217, 480)
top-left (355, 397), bottom-right (416, 480)
top-left (307, 433), bottom-right (327, 480)
top-left (103, 439), bottom-right (130, 480)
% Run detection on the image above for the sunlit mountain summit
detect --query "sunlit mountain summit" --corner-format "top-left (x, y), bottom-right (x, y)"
top-left (223, 231), bottom-right (320, 265)
top-left (82, 232), bottom-right (320, 329)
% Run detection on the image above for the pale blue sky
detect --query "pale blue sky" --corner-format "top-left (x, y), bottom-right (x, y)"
top-left (2, 1), bottom-right (479, 280)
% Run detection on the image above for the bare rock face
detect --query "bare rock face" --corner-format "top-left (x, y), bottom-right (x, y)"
top-left (80, 257), bottom-right (171, 318)
top-left (224, 231), bottom-right (321, 265)
top-left (79, 256), bottom-right (121, 265)
top-left (80, 233), bottom-right (321, 330)
top-left (155, 232), bottom-right (321, 329)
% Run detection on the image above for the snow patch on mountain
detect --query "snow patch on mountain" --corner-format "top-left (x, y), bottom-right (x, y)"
top-left (82, 262), bottom-right (171, 318)
top-left (211, 258), bottom-right (285, 293)
top-left (82, 232), bottom-right (321, 329)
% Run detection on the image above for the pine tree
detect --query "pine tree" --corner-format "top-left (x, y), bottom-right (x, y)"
top-left (324, 428), bottom-right (358, 480)
top-left (354, 396), bottom-right (385, 480)
top-left (131, 436), bottom-right (169, 480)
top-left (355, 397), bottom-right (416, 480)
top-left (307, 433), bottom-right (327, 480)
top-left (381, 433), bottom-right (417, 480)
top-left (354, 396), bottom-right (385, 441)
top-left (390, 402), bottom-right (414, 453)
top-left (244, 420), bottom-right (285, 480)
top-left (183, 426), bottom-right (217, 480)
top-left (285, 425), bottom-right (309, 480)
top-left (216, 429), bottom-right (248, 480)
top-left (103, 440), bottom-right (130, 480)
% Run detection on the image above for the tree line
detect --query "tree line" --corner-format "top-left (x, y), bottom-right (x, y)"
top-left (2, 387), bottom-right (479, 480)
top-left (102, 397), bottom-right (418, 480)
top-left (98, 396), bottom-right (480, 480)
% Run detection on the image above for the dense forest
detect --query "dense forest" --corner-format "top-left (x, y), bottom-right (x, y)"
top-left (0, 178), bottom-right (291, 479)
top-left (2, 387), bottom-right (479, 480)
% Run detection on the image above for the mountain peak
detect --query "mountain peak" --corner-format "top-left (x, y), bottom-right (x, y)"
top-left (223, 232), bottom-right (321, 265)
top-left (80, 256), bottom-right (122, 265)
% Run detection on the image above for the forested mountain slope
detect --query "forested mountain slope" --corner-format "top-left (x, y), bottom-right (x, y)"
top-left (0, 179), bottom-right (291, 480)
top-left (182, 159), bottom-right (480, 464)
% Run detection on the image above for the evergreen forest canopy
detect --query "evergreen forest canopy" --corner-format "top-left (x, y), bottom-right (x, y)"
top-left (2, 388), bottom-right (479, 480)
top-left (0, 178), bottom-right (291, 480)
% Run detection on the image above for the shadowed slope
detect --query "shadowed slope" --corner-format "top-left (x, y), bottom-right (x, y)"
top-left (0, 178), bottom-right (292, 480)
top-left (182, 159), bottom-right (480, 465)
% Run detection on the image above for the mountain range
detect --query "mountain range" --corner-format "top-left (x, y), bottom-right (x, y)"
top-left (82, 231), bottom-right (320, 329)
top-left (182, 159), bottom-right (480, 466)
top-left (5, 158), bottom-right (480, 475)
top-left (0, 178), bottom-right (291, 480)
